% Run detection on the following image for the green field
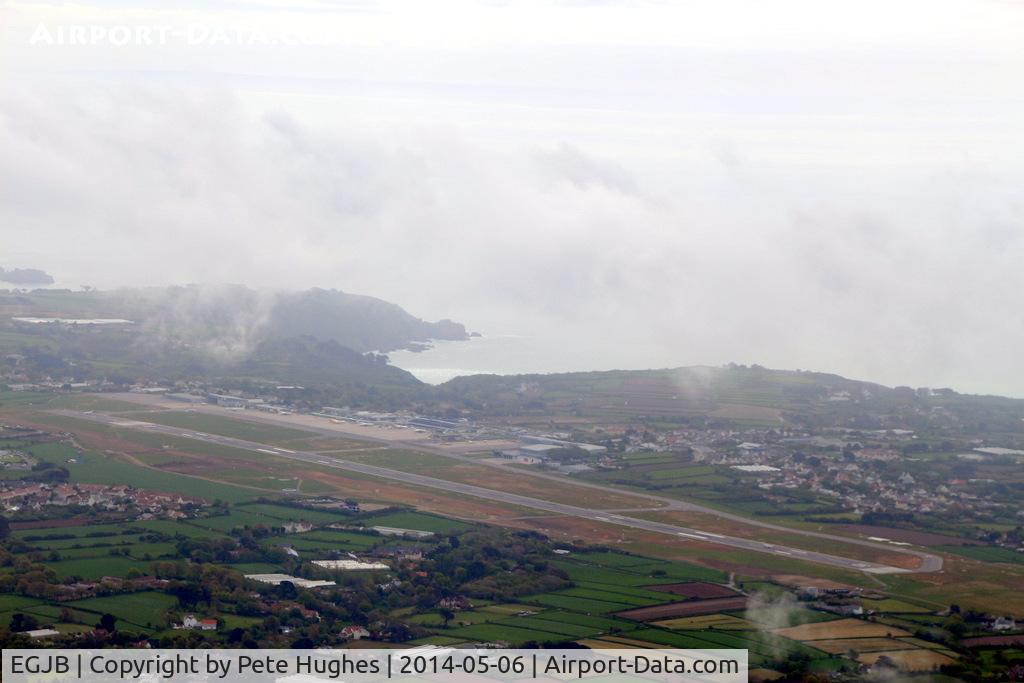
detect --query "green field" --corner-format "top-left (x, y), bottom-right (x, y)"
top-left (132, 519), bottom-right (233, 540)
top-left (66, 449), bottom-right (258, 503)
top-left (0, 594), bottom-right (44, 611)
top-left (491, 615), bottom-right (602, 638)
top-left (526, 592), bottom-right (639, 613)
top-left (647, 466), bottom-right (719, 480)
top-left (359, 511), bottom-right (473, 534)
top-left (50, 542), bottom-right (178, 561)
top-left (66, 592), bottom-right (179, 630)
top-left (528, 610), bottom-right (635, 632)
top-left (859, 597), bottom-right (933, 614)
top-left (552, 552), bottom-right (726, 585)
top-left (238, 503), bottom-right (355, 524)
top-left (23, 441), bottom-right (80, 462)
top-left (13, 525), bottom-right (136, 542)
top-left (262, 533), bottom-right (377, 553)
top-left (275, 529), bottom-right (379, 550)
top-left (409, 610), bottom-right (499, 627)
top-left (564, 551), bottom-right (653, 567)
top-left (187, 510), bottom-right (273, 531)
top-left (557, 586), bottom-right (666, 607)
top-left (221, 614), bottom-right (264, 629)
top-left (45, 556), bottom-right (153, 580)
top-left (939, 545), bottom-right (1024, 565)
top-left (445, 622), bottom-right (583, 644)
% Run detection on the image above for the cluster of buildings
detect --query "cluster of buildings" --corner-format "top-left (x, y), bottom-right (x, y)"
top-left (2, 377), bottom-right (106, 393)
top-left (0, 481), bottom-right (205, 517)
top-left (610, 424), bottom-right (1023, 527)
top-left (739, 442), bottom-right (1014, 520)
top-left (495, 440), bottom-right (608, 470)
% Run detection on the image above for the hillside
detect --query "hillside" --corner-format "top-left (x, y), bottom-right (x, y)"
top-left (0, 285), bottom-right (468, 354)
top-left (438, 365), bottom-right (1024, 436)
top-left (269, 288), bottom-right (468, 353)
top-left (0, 285), bottom-right (467, 399)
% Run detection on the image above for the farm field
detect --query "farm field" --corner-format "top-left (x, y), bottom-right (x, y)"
top-left (416, 605), bottom-right (643, 645)
top-left (775, 618), bottom-right (911, 641)
top-left (811, 636), bottom-right (940, 655)
top-left (756, 612), bottom-right (961, 671)
top-left (443, 622), bottom-right (579, 644)
top-left (45, 556), bottom-right (155, 580)
top-left (653, 614), bottom-right (754, 630)
top-left (406, 546), bottom-right (860, 671)
top-left (859, 597), bottom-right (932, 613)
top-left (747, 603), bottom-right (840, 628)
top-left (66, 592), bottom-right (179, 630)
top-left (414, 551), bottom-right (737, 646)
top-left (855, 649), bottom-right (956, 671)
top-left (963, 635), bottom-right (1024, 647)
top-left (237, 503), bottom-right (359, 525)
top-left (65, 448), bottom-right (259, 503)
top-left (357, 511), bottom-right (473, 534)
top-left (617, 597), bottom-right (749, 621)
top-left (550, 552), bottom-right (727, 585)
top-left (646, 581), bottom-right (740, 598)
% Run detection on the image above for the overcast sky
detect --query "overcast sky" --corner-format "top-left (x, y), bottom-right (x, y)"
top-left (1, 0), bottom-right (1022, 395)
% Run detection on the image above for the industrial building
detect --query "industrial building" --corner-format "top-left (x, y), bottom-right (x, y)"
top-left (207, 393), bottom-right (248, 408)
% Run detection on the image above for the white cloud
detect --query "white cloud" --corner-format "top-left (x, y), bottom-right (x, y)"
top-left (1, 0), bottom-right (1022, 395)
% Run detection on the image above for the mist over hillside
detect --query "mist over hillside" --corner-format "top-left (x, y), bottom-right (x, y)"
top-left (0, 285), bottom-right (468, 355)
top-left (3, 286), bottom-right (1024, 433)
top-left (0, 285), bottom-right (468, 400)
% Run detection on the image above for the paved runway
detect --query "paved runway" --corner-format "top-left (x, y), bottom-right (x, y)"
top-left (102, 395), bottom-right (944, 573)
top-left (57, 410), bottom-right (937, 575)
